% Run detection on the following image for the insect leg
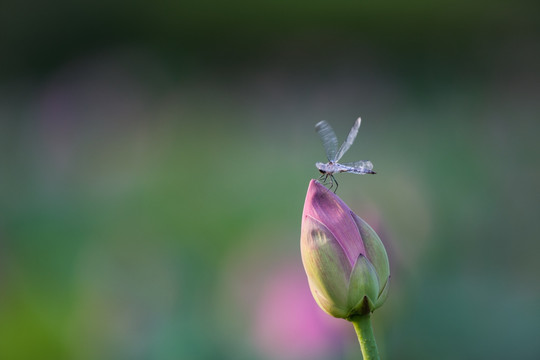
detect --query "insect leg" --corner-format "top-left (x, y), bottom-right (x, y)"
top-left (328, 174), bottom-right (334, 192)
top-left (332, 175), bottom-right (338, 193)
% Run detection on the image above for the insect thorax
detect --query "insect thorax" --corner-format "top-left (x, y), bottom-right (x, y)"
top-left (316, 162), bottom-right (334, 173)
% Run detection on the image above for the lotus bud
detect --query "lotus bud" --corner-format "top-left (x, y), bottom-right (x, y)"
top-left (300, 180), bottom-right (390, 319)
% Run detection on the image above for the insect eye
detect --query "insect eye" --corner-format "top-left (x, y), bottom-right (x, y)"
top-left (319, 170), bottom-right (326, 174)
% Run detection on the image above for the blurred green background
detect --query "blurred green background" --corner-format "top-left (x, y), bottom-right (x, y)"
top-left (1, 1), bottom-right (539, 359)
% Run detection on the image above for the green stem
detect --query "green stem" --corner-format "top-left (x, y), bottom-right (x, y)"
top-left (350, 313), bottom-right (380, 360)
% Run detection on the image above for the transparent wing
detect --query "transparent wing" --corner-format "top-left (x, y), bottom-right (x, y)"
top-left (315, 120), bottom-right (338, 161)
top-left (340, 160), bottom-right (373, 171)
top-left (335, 117), bottom-right (362, 162)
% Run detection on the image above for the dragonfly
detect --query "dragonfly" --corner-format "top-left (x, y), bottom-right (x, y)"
top-left (315, 117), bottom-right (375, 192)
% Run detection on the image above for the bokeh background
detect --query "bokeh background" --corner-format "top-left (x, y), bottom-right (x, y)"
top-left (1, 1), bottom-right (539, 359)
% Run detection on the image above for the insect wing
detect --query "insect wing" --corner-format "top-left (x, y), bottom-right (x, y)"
top-left (340, 160), bottom-right (374, 171)
top-left (315, 120), bottom-right (339, 162)
top-left (335, 117), bottom-right (362, 162)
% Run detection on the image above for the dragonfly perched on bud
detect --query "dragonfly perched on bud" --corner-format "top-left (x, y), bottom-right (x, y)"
top-left (315, 117), bottom-right (375, 192)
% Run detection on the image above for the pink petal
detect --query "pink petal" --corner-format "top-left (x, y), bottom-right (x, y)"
top-left (302, 180), bottom-right (366, 266)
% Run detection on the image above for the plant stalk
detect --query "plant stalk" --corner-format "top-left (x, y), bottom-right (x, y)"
top-left (350, 313), bottom-right (380, 360)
